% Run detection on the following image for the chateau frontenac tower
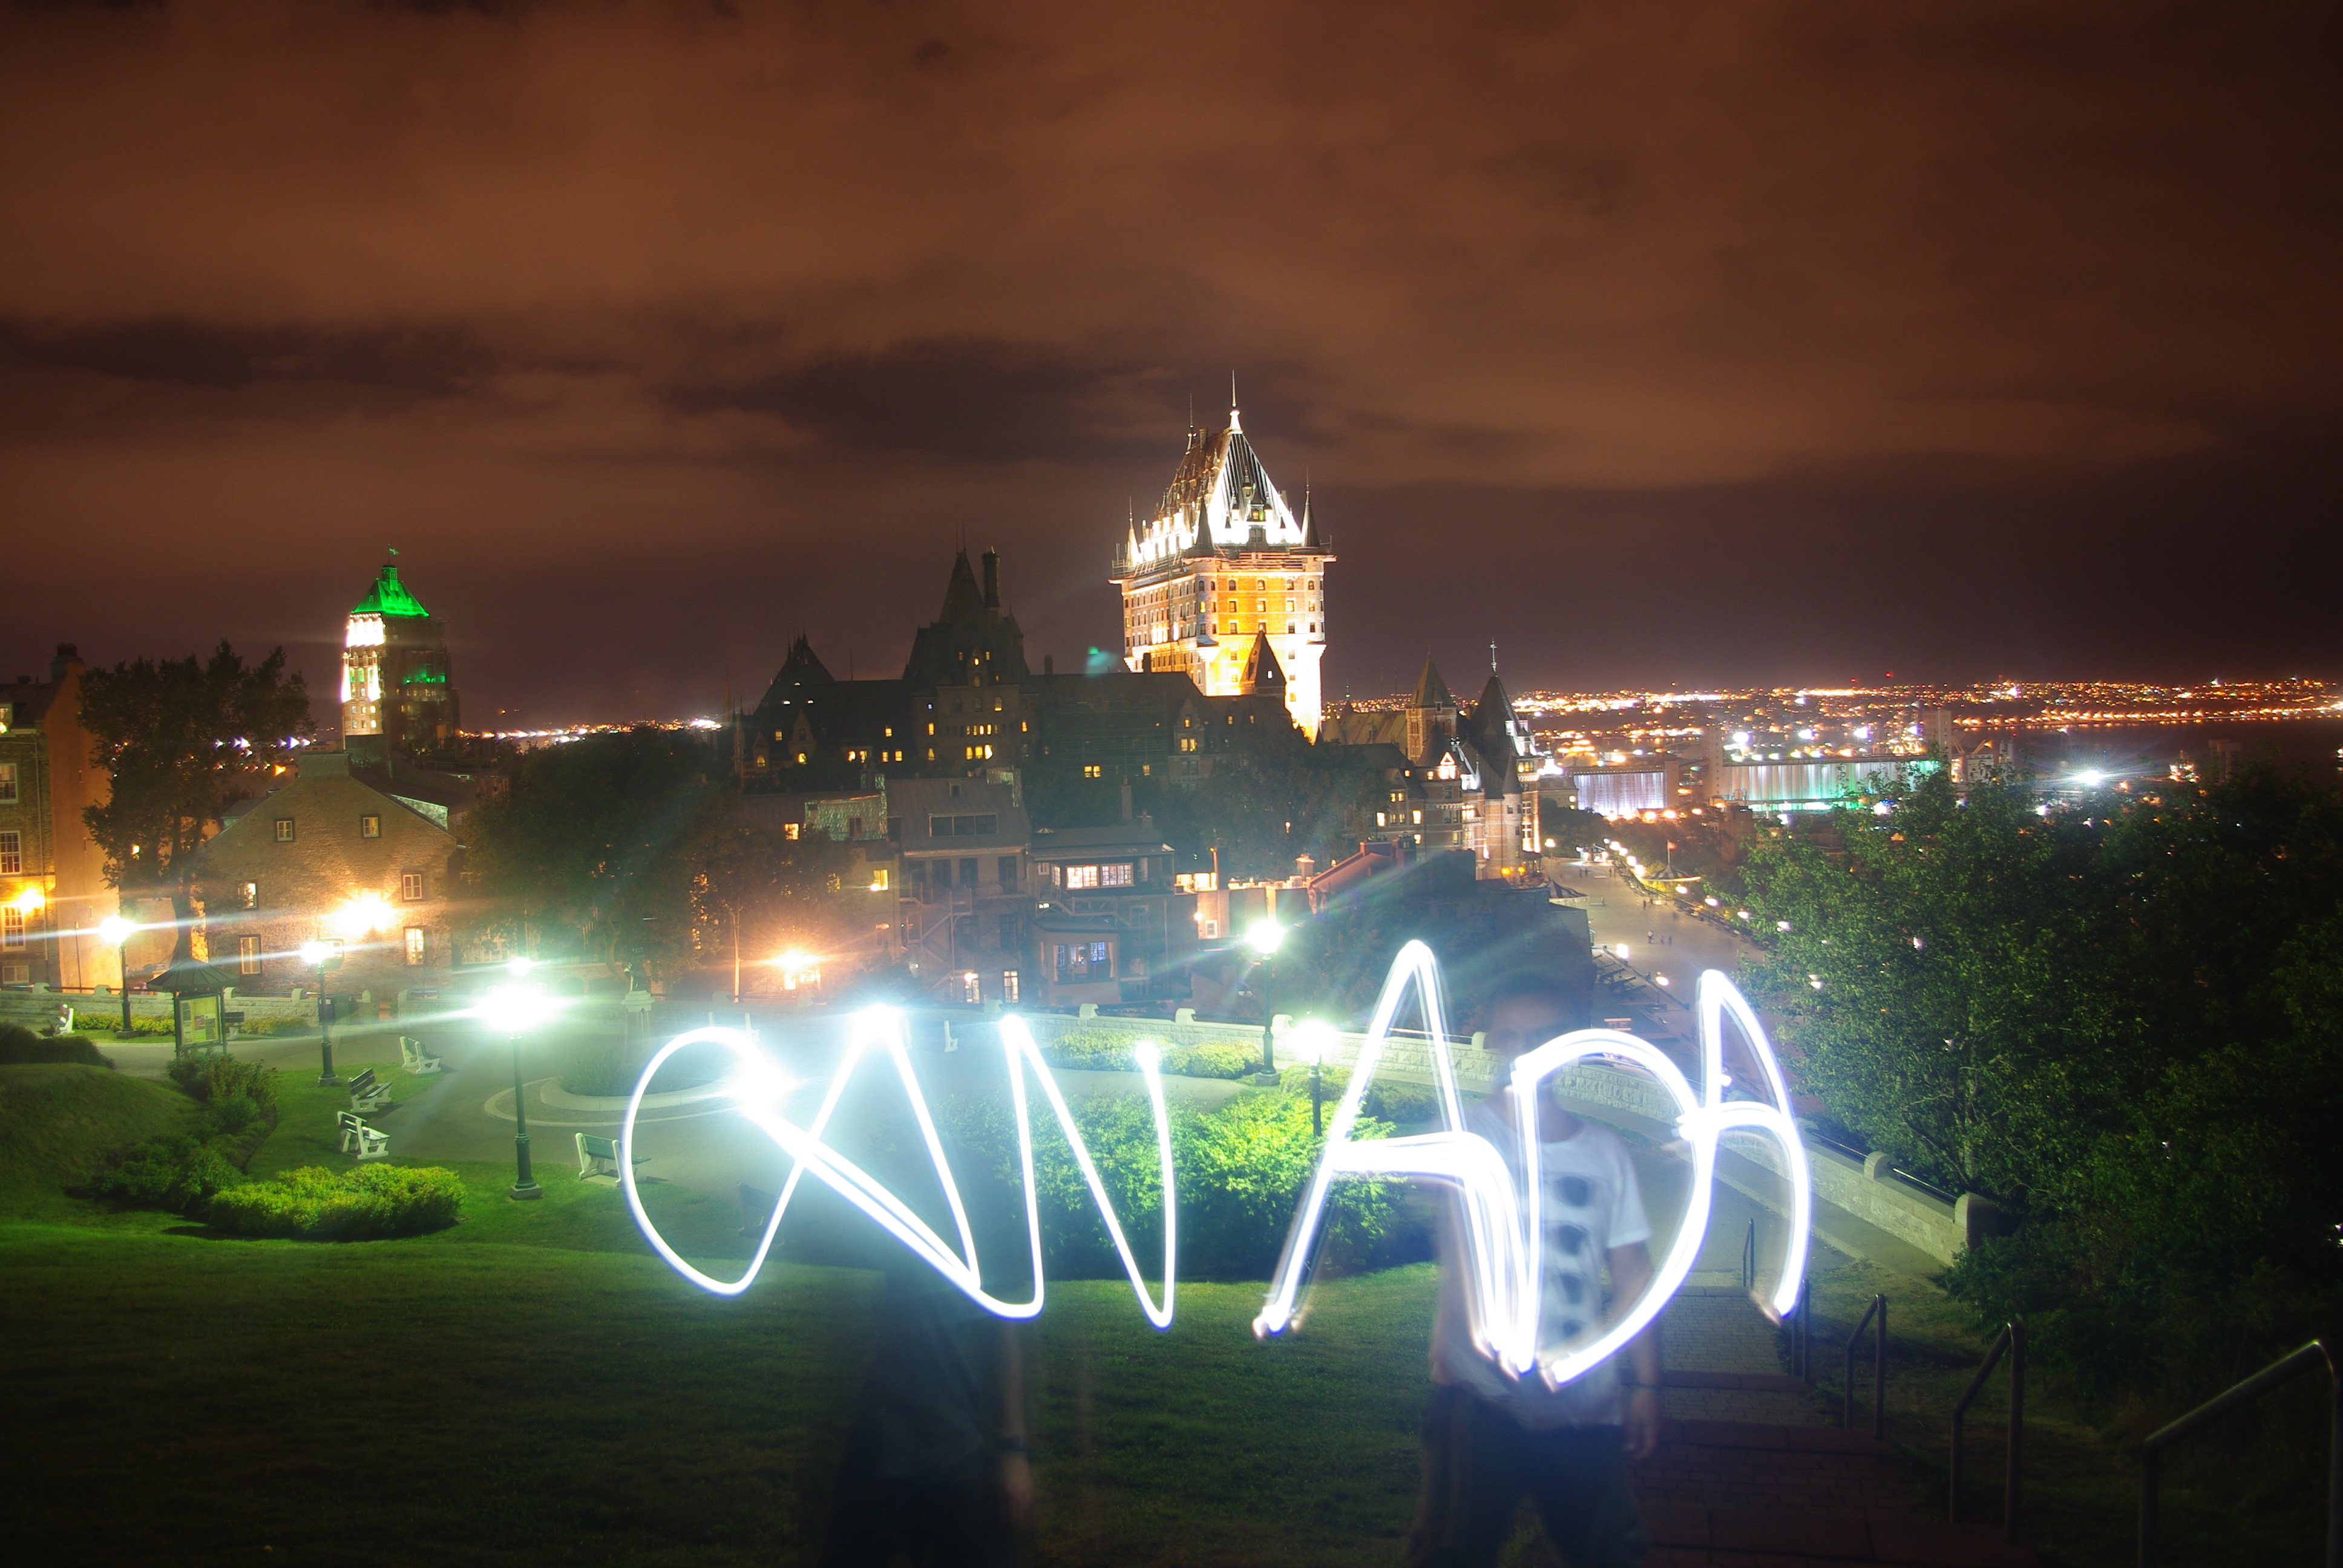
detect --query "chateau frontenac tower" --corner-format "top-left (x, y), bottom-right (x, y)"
top-left (1111, 402), bottom-right (1331, 734)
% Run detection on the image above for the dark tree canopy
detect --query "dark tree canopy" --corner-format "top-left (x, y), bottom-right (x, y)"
top-left (1734, 761), bottom-right (2343, 1393)
top-left (80, 642), bottom-right (313, 890)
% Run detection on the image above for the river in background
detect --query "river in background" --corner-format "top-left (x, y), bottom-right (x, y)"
top-left (1980, 714), bottom-right (2343, 785)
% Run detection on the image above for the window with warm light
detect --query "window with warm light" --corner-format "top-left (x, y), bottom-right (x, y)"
top-left (273, 817), bottom-right (295, 843)
top-left (0, 762), bottom-right (16, 804)
top-left (0, 831), bottom-right (18, 875)
top-left (1001, 969), bottom-right (1020, 1003)
top-left (1, 909), bottom-right (22, 949)
top-left (405, 927), bottom-right (427, 965)
top-left (240, 881), bottom-right (258, 909)
top-left (359, 814), bottom-right (381, 838)
top-left (400, 871), bottom-right (425, 902)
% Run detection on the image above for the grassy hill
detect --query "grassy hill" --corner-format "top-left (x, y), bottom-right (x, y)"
top-left (0, 1064), bottom-right (197, 1220)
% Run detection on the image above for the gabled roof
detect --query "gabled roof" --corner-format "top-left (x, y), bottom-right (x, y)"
top-left (350, 564), bottom-right (430, 619)
top-left (1411, 658), bottom-right (1456, 711)
top-left (1475, 670), bottom-right (1511, 717)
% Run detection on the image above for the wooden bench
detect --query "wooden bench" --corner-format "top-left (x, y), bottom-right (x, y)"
top-left (575, 1132), bottom-right (647, 1181)
top-left (399, 1036), bottom-right (444, 1075)
top-left (347, 1068), bottom-right (393, 1113)
top-left (337, 1111), bottom-right (390, 1160)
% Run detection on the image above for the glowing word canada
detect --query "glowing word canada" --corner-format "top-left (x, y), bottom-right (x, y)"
top-left (1253, 941), bottom-right (1812, 1394)
top-left (621, 942), bottom-right (1809, 1392)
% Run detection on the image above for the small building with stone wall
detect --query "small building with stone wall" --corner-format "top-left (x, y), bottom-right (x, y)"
top-left (186, 750), bottom-right (469, 996)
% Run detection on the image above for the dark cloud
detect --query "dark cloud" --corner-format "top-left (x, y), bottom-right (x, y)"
top-left (0, 0), bottom-right (2337, 719)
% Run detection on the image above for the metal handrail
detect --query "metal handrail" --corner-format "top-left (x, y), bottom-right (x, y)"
top-left (2138, 1338), bottom-right (2338, 1568)
top-left (1740, 1218), bottom-right (1757, 1291)
top-left (1845, 1292), bottom-right (1887, 1437)
top-left (1949, 1321), bottom-right (2025, 1539)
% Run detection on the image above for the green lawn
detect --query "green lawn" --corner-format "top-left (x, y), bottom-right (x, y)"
top-left (1, 1061), bottom-right (2325, 1566)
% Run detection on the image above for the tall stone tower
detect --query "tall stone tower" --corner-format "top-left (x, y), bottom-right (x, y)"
top-left (1110, 402), bottom-right (1331, 734)
top-left (342, 563), bottom-right (459, 760)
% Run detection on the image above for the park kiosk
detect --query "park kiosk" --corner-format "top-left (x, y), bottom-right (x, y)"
top-left (152, 959), bottom-right (237, 1056)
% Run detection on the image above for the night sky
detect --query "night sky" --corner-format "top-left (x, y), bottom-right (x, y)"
top-left (4, 1), bottom-right (2338, 726)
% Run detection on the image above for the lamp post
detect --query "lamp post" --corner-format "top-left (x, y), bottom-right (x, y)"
top-left (97, 914), bottom-right (139, 1034)
top-left (298, 939), bottom-right (341, 1085)
top-left (1295, 1020), bottom-right (1335, 1136)
top-left (485, 959), bottom-right (553, 1201)
top-left (1244, 918), bottom-right (1284, 1085)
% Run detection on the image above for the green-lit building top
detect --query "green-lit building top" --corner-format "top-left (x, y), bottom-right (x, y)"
top-left (351, 565), bottom-right (431, 619)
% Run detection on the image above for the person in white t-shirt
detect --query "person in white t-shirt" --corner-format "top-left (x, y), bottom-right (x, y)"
top-left (1406, 971), bottom-right (1660, 1568)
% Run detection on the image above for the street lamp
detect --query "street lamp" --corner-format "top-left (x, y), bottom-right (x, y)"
top-left (1294, 1019), bottom-right (1336, 1135)
top-left (298, 939), bottom-right (342, 1085)
top-left (1244, 918), bottom-right (1284, 1084)
top-left (483, 958), bottom-right (558, 1201)
top-left (97, 914), bottom-right (139, 1034)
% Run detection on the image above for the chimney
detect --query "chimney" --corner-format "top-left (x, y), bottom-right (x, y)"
top-left (981, 549), bottom-right (1000, 609)
top-left (1043, 653), bottom-right (1055, 676)
top-left (51, 642), bottom-right (82, 679)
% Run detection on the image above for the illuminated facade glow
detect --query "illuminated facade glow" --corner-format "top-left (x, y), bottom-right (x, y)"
top-left (621, 1010), bottom-right (1176, 1327)
top-left (1111, 403), bottom-right (1332, 734)
top-left (1254, 944), bottom-right (1810, 1389)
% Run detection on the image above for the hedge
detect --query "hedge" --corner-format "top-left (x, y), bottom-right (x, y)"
top-left (1041, 1030), bottom-right (1257, 1082)
top-left (1277, 1065), bottom-right (1442, 1126)
top-left (208, 1165), bottom-right (465, 1240)
top-left (87, 1054), bottom-right (281, 1216)
top-left (0, 1024), bottom-right (112, 1068)
top-left (939, 1086), bottom-right (1428, 1283)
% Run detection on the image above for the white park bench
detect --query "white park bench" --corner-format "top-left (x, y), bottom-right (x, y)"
top-left (346, 1068), bottom-right (393, 1113)
top-left (399, 1036), bottom-right (444, 1075)
top-left (575, 1132), bottom-right (647, 1181)
top-left (337, 1111), bottom-right (390, 1160)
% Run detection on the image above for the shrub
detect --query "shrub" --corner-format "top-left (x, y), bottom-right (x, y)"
top-left (1038, 1031), bottom-right (1258, 1082)
top-left (940, 1086), bottom-right (1426, 1283)
top-left (1274, 1065), bottom-right (1442, 1126)
top-left (88, 1131), bottom-right (247, 1214)
top-left (208, 1165), bottom-right (465, 1240)
top-left (87, 1056), bottom-right (280, 1217)
top-left (0, 1024), bottom-right (112, 1067)
top-left (167, 1054), bottom-right (280, 1115)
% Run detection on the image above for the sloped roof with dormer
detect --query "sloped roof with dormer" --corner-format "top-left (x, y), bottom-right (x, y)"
top-left (1239, 630), bottom-right (1286, 692)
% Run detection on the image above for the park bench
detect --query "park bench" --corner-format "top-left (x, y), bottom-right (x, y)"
top-left (336, 1111), bottom-right (390, 1160)
top-left (399, 1036), bottom-right (444, 1074)
top-left (575, 1132), bottom-right (647, 1181)
top-left (347, 1068), bottom-right (393, 1113)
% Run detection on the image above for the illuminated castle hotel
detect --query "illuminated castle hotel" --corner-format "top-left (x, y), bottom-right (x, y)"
top-left (341, 563), bottom-right (459, 760)
top-left (1112, 402), bottom-right (1331, 734)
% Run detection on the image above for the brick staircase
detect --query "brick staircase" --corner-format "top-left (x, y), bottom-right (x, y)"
top-left (1629, 1292), bottom-right (2035, 1567)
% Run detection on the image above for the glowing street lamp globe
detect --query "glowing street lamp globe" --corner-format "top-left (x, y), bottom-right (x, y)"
top-left (481, 984), bottom-right (557, 1038)
top-left (13, 886), bottom-right (45, 915)
top-left (331, 892), bottom-right (396, 941)
top-left (97, 915), bottom-right (139, 947)
top-left (298, 939), bottom-right (333, 967)
top-left (1244, 920), bottom-right (1284, 957)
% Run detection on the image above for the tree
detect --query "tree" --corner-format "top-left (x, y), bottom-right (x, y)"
top-left (80, 644), bottom-right (314, 948)
top-left (1736, 760), bottom-right (2343, 1394)
top-left (462, 728), bottom-right (877, 989)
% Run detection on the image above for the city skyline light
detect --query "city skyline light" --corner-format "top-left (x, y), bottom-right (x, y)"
top-left (3, 2), bottom-right (2338, 721)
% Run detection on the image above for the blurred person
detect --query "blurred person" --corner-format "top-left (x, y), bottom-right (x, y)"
top-left (801, 1112), bottom-right (1035, 1567)
top-left (1406, 970), bottom-right (1661, 1568)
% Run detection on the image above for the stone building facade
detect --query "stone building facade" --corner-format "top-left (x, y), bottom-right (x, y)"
top-left (187, 750), bottom-right (468, 995)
